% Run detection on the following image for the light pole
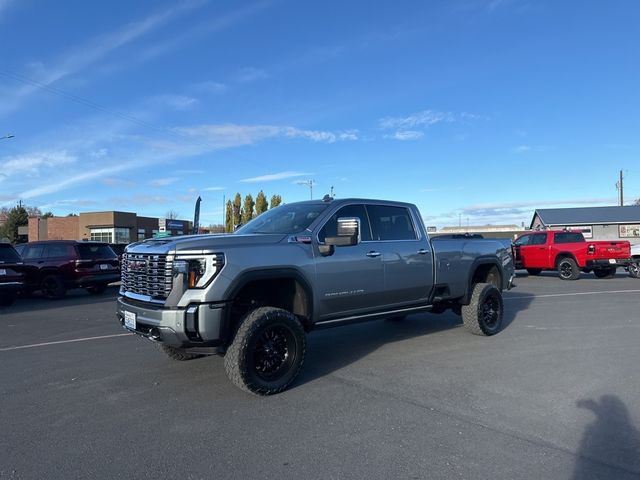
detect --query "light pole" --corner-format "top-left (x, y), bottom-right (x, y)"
top-left (297, 179), bottom-right (315, 200)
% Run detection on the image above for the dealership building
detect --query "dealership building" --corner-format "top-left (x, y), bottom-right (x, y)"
top-left (28, 211), bottom-right (192, 244)
top-left (529, 205), bottom-right (640, 245)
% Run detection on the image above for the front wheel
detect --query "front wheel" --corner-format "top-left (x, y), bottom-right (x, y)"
top-left (41, 274), bottom-right (66, 299)
top-left (461, 283), bottom-right (504, 336)
top-left (557, 257), bottom-right (580, 280)
top-left (629, 261), bottom-right (640, 279)
top-left (224, 307), bottom-right (306, 395)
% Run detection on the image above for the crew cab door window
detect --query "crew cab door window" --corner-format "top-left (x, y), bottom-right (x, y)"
top-left (530, 234), bottom-right (547, 245)
top-left (366, 205), bottom-right (417, 241)
top-left (514, 235), bottom-right (531, 246)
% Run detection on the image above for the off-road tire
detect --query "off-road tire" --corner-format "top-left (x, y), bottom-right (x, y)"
top-left (86, 283), bottom-right (108, 295)
top-left (593, 267), bottom-right (616, 279)
top-left (0, 293), bottom-right (16, 307)
top-left (156, 344), bottom-right (202, 361)
top-left (461, 283), bottom-right (504, 336)
top-left (557, 257), bottom-right (580, 281)
top-left (629, 261), bottom-right (640, 279)
top-left (224, 306), bottom-right (306, 395)
top-left (526, 268), bottom-right (542, 276)
top-left (41, 274), bottom-right (66, 299)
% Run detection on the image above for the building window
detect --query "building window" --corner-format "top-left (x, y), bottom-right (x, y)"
top-left (138, 228), bottom-right (146, 241)
top-left (114, 228), bottom-right (130, 244)
top-left (90, 228), bottom-right (113, 243)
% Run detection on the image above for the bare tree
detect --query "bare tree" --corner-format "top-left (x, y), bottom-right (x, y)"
top-left (165, 209), bottom-right (180, 220)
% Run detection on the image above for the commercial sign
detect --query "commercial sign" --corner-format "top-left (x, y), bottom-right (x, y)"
top-left (158, 218), bottom-right (166, 232)
top-left (167, 221), bottom-right (183, 230)
top-left (619, 224), bottom-right (640, 238)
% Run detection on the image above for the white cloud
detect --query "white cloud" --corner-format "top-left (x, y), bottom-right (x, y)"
top-left (240, 171), bottom-right (310, 183)
top-left (153, 94), bottom-right (198, 110)
top-left (379, 110), bottom-right (456, 130)
top-left (385, 130), bottom-right (424, 141)
top-left (149, 177), bottom-right (180, 187)
top-left (2, 150), bottom-right (77, 176)
top-left (512, 145), bottom-right (552, 154)
top-left (0, 1), bottom-right (203, 115)
top-left (203, 186), bottom-right (226, 191)
top-left (236, 67), bottom-right (268, 83)
top-left (192, 80), bottom-right (227, 94)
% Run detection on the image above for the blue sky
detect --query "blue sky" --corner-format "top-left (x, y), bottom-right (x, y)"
top-left (1, 0), bottom-right (639, 228)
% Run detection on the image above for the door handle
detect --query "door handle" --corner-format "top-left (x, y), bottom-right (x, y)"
top-left (417, 249), bottom-right (428, 255)
top-left (366, 251), bottom-right (381, 258)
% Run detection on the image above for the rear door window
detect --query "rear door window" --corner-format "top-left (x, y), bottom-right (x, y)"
top-left (43, 244), bottom-right (75, 258)
top-left (77, 244), bottom-right (117, 259)
top-left (367, 205), bottom-right (417, 241)
top-left (22, 245), bottom-right (45, 259)
top-left (554, 232), bottom-right (584, 244)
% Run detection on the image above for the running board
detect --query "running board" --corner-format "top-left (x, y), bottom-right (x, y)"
top-left (314, 305), bottom-right (434, 330)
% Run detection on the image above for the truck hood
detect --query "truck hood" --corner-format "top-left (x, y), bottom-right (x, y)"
top-left (125, 233), bottom-right (289, 255)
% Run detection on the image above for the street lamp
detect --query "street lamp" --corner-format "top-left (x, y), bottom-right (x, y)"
top-left (296, 179), bottom-right (315, 200)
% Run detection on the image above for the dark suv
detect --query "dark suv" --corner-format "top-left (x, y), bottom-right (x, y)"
top-left (19, 241), bottom-right (120, 299)
top-left (0, 243), bottom-right (25, 306)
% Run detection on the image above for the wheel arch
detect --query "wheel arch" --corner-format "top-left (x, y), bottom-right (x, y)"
top-left (554, 252), bottom-right (578, 268)
top-left (461, 259), bottom-right (504, 305)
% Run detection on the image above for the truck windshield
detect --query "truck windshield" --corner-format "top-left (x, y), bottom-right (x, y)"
top-left (236, 203), bottom-right (329, 235)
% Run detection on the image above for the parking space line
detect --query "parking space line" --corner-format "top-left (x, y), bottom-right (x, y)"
top-left (505, 289), bottom-right (640, 301)
top-left (0, 333), bottom-right (131, 352)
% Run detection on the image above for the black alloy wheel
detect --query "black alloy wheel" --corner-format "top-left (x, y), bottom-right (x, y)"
top-left (252, 325), bottom-right (296, 381)
top-left (628, 261), bottom-right (640, 279)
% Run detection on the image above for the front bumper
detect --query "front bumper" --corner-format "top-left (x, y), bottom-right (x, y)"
top-left (0, 281), bottom-right (23, 293)
top-left (586, 259), bottom-right (631, 268)
top-left (116, 296), bottom-right (225, 349)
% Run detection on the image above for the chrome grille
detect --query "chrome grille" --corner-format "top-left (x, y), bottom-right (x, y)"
top-left (121, 253), bottom-right (173, 299)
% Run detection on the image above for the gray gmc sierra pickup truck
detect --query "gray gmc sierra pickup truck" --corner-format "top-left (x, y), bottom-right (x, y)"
top-left (117, 198), bottom-right (515, 395)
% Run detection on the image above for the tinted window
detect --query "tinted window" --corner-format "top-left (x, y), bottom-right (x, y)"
top-left (0, 245), bottom-right (21, 262)
top-left (530, 234), bottom-right (547, 245)
top-left (514, 235), bottom-right (531, 246)
top-left (13, 244), bottom-right (25, 256)
top-left (236, 203), bottom-right (329, 235)
top-left (23, 245), bottom-right (45, 259)
top-left (77, 244), bottom-right (117, 259)
top-left (367, 205), bottom-right (417, 241)
top-left (318, 204), bottom-right (372, 242)
top-left (554, 232), bottom-right (584, 244)
top-left (43, 244), bottom-right (75, 258)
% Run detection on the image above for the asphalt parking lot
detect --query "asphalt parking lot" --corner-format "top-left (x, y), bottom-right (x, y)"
top-left (1, 273), bottom-right (639, 480)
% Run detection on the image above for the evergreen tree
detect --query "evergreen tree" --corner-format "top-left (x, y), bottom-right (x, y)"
top-left (242, 194), bottom-right (255, 224)
top-left (255, 190), bottom-right (268, 216)
top-left (0, 203), bottom-right (28, 243)
top-left (270, 194), bottom-right (282, 209)
top-left (225, 200), bottom-right (233, 232)
top-left (232, 193), bottom-right (242, 226)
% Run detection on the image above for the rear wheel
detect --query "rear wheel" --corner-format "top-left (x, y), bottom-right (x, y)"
top-left (41, 274), bottom-right (66, 299)
top-left (557, 257), bottom-right (580, 280)
top-left (526, 268), bottom-right (542, 276)
top-left (461, 283), bottom-right (504, 336)
top-left (593, 267), bottom-right (616, 279)
top-left (224, 306), bottom-right (306, 395)
top-left (629, 261), bottom-right (640, 279)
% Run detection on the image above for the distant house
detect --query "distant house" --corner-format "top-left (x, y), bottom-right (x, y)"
top-left (530, 206), bottom-right (640, 244)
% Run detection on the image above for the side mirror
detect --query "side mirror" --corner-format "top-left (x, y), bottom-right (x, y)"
top-left (325, 217), bottom-right (360, 247)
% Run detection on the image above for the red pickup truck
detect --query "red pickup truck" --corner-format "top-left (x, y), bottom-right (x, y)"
top-left (513, 230), bottom-right (631, 280)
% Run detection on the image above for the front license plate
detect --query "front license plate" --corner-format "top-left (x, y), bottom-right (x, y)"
top-left (124, 311), bottom-right (136, 330)
top-left (609, 259), bottom-right (617, 264)
top-left (0, 269), bottom-right (6, 275)
top-left (100, 264), bottom-right (109, 270)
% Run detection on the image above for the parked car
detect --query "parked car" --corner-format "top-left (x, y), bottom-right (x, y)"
top-left (19, 241), bottom-right (120, 299)
top-left (514, 230), bottom-right (632, 280)
top-left (0, 243), bottom-right (26, 306)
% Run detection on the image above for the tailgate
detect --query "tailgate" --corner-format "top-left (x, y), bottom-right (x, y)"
top-left (588, 241), bottom-right (631, 259)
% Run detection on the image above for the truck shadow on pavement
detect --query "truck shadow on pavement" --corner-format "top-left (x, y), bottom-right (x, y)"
top-left (572, 395), bottom-right (640, 479)
top-left (5, 285), bottom-right (119, 314)
top-left (297, 293), bottom-right (533, 388)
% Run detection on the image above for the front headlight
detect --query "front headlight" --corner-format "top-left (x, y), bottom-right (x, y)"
top-left (172, 253), bottom-right (224, 288)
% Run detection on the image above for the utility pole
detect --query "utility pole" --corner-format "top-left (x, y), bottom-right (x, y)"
top-left (616, 169), bottom-right (624, 206)
top-left (297, 179), bottom-right (315, 200)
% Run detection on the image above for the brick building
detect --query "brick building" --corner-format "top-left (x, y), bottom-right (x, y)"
top-left (28, 211), bottom-right (191, 244)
